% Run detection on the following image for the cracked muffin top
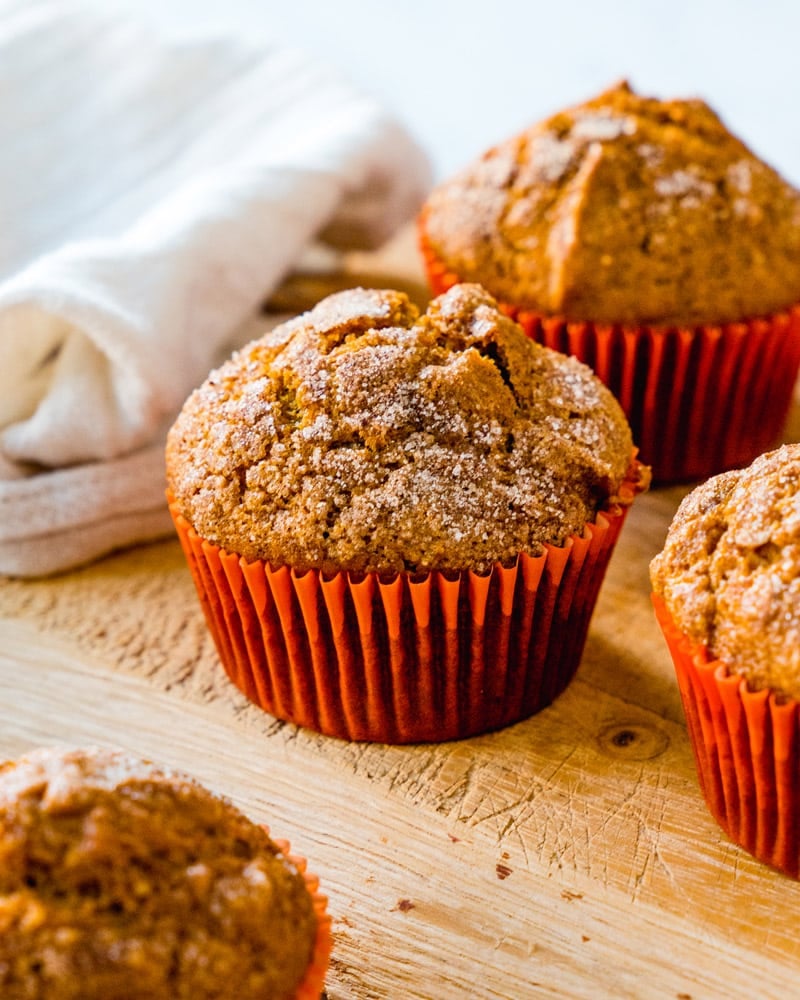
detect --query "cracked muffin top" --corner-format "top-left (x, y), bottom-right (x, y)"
top-left (420, 81), bottom-right (800, 326)
top-left (651, 444), bottom-right (800, 700)
top-left (0, 746), bottom-right (316, 1000)
top-left (166, 283), bottom-right (645, 575)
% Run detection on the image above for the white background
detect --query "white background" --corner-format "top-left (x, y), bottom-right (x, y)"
top-left (88, 0), bottom-right (800, 186)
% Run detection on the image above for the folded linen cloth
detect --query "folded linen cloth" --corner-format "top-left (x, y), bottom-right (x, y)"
top-left (0, 0), bottom-right (431, 576)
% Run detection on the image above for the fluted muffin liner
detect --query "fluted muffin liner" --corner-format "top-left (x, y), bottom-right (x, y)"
top-left (418, 216), bottom-right (800, 484)
top-left (652, 594), bottom-right (800, 879)
top-left (168, 465), bottom-right (642, 744)
top-left (267, 832), bottom-right (332, 1000)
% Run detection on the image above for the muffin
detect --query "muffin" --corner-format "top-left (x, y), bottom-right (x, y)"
top-left (651, 444), bottom-right (800, 877)
top-left (0, 746), bottom-right (331, 999)
top-left (166, 282), bottom-right (649, 744)
top-left (419, 80), bottom-right (800, 483)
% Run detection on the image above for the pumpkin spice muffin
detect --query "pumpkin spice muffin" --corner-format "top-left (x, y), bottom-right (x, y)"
top-left (419, 81), bottom-right (800, 482)
top-left (651, 444), bottom-right (800, 877)
top-left (0, 746), bottom-right (330, 999)
top-left (167, 282), bottom-right (649, 743)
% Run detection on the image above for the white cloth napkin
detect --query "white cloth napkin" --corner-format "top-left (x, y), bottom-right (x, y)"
top-left (0, 0), bottom-right (431, 576)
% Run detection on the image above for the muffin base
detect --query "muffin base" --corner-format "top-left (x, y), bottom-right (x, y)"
top-left (419, 218), bottom-right (800, 484)
top-left (169, 469), bottom-right (642, 744)
top-left (652, 594), bottom-right (800, 879)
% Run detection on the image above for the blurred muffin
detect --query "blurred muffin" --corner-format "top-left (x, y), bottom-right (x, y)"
top-left (0, 746), bottom-right (330, 999)
top-left (651, 444), bottom-right (800, 876)
top-left (167, 282), bottom-right (648, 743)
top-left (419, 81), bottom-right (800, 482)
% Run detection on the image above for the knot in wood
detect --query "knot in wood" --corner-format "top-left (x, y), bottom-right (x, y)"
top-left (596, 721), bottom-right (669, 760)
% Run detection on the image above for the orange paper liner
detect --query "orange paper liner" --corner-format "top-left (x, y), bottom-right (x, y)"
top-left (652, 594), bottom-right (800, 879)
top-left (264, 829), bottom-right (332, 1000)
top-left (418, 213), bottom-right (800, 484)
top-left (169, 474), bottom-right (640, 744)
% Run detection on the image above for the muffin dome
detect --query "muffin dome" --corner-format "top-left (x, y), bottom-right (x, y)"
top-left (650, 444), bottom-right (800, 700)
top-left (421, 81), bottom-right (800, 326)
top-left (167, 283), bottom-right (640, 575)
top-left (0, 747), bottom-right (317, 1000)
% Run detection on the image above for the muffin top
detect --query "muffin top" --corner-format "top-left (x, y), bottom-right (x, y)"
top-left (650, 444), bottom-right (800, 700)
top-left (0, 746), bottom-right (316, 1000)
top-left (421, 81), bottom-right (800, 326)
top-left (167, 283), bottom-right (644, 576)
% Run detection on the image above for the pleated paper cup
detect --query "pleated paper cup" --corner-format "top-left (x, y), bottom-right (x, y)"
top-left (265, 831), bottom-right (332, 1000)
top-left (418, 213), bottom-right (800, 485)
top-left (168, 465), bottom-right (643, 744)
top-left (653, 593), bottom-right (800, 879)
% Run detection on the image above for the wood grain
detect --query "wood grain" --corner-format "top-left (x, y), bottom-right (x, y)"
top-left (2, 227), bottom-right (800, 997)
top-left (3, 480), bottom-right (800, 999)
top-left (1, 612), bottom-right (798, 1000)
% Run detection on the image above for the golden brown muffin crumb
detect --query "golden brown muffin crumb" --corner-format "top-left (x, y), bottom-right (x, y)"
top-left (0, 747), bottom-right (316, 1000)
top-left (167, 283), bottom-right (642, 575)
top-left (422, 80), bottom-right (800, 326)
top-left (651, 444), bottom-right (800, 699)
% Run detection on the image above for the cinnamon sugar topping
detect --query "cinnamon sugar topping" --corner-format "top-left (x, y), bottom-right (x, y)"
top-left (422, 81), bottom-right (800, 326)
top-left (651, 444), bottom-right (800, 700)
top-left (167, 284), bottom-right (642, 575)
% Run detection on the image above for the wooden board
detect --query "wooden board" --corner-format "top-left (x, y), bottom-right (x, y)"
top-left (2, 229), bottom-right (800, 998)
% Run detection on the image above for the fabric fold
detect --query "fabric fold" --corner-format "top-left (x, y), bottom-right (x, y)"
top-left (0, 1), bottom-right (431, 575)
